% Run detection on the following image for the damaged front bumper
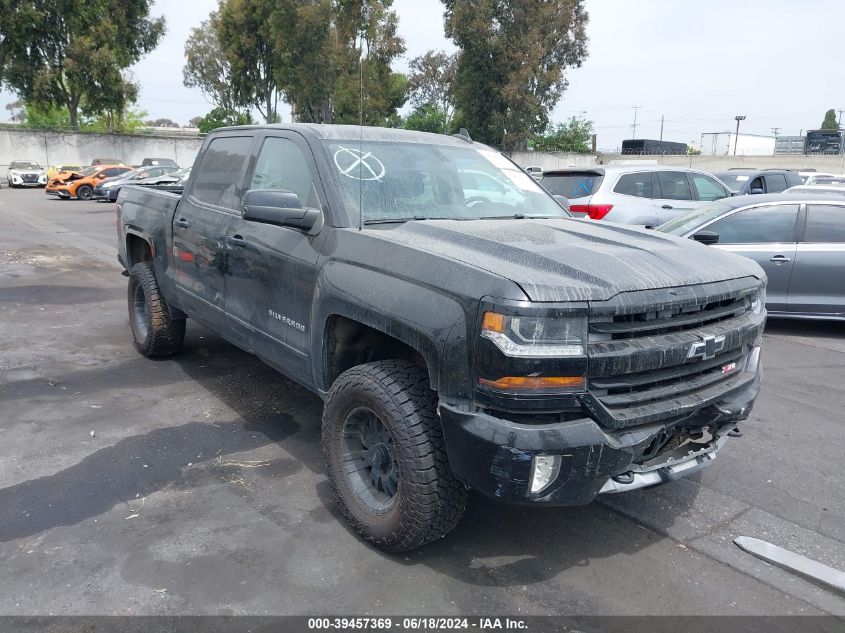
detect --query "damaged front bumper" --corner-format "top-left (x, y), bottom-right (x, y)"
top-left (439, 360), bottom-right (760, 506)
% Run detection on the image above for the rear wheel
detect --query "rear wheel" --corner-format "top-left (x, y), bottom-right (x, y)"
top-left (128, 261), bottom-right (185, 357)
top-left (322, 360), bottom-right (467, 552)
top-left (76, 185), bottom-right (93, 200)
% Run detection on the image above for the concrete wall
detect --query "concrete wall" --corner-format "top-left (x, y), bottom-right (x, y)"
top-left (0, 127), bottom-right (203, 170)
top-left (510, 149), bottom-right (845, 175)
top-left (510, 150), bottom-right (597, 171)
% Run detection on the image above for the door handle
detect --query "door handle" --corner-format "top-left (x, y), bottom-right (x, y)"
top-left (769, 255), bottom-right (791, 263)
top-left (227, 235), bottom-right (247, 247)
top-left (661, 204), bottom-right (673, 209)
top-left (175, 218), bottom-right (190, 228)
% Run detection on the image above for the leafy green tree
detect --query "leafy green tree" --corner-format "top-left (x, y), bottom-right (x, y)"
top-left (188, 116), bottom-right (204, 128)
top-left (183, 12), bottom-right (241, 115)
top-left (532, 115), bottom-right (593, 153)
top-left (196, 107), bottom-right (254, 134)
top-left (22, 102), bottom-right (73, 129)
top-left (821, 108), bottom-right (839, 130)
top-left (270, 0), bottom-right (406, 125)
top-left (443, 0), bottom-right (588, 150)
top-left (403, 103), bottom-right (450, 134)
top-left (1, 0), bottom-right (164, 130)
top-left (407, 50), bottom-right (457, 132)
top-left (218, 0), bottom-right (282, 123)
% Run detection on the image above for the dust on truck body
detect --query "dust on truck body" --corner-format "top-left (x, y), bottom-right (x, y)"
top-left (116, 124), bottom-right (766, 552)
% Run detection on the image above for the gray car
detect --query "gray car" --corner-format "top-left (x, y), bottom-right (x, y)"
top-left (539, 164), bottom-right (731, 225)
top-left (658, 193), bottom-right (845, 320)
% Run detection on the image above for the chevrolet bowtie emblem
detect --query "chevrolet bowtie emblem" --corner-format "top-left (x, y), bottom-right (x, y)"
top-left (687, 334), bottom-right (726, 361)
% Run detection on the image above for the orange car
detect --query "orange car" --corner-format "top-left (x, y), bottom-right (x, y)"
top-left (49, 165), bottom-right (132, 200)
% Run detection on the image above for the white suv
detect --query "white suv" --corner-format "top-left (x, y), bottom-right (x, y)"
top-left (539, 165), bottom-right (731, 226)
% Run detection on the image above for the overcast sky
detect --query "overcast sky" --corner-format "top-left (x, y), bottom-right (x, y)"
top-left (3, 0), bottom-right (844, 150)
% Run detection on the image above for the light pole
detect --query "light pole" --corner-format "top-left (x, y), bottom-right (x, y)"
top-left (733, 115), bottom-right (746, 155)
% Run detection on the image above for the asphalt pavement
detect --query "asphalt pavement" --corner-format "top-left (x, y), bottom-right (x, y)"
top-left (0, 186), bottom-right (843, 616)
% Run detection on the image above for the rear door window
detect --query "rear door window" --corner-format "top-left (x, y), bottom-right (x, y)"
top-left (613, 172), bottom-right (653, 198)
top-left (708, 204), bottom-right (799, 244)
top-left (655, 171), bottom-right (693, 200)
top-left (191, 135), bottom-right (253, 210)
top-left (691, 174), bottom-right (729, 201)
top-left (764, 173), bottom-right (788, 193)
top-left (541, 172), bottom-right (603, 198)
top-left (803, 204), bottom-right (845, 242)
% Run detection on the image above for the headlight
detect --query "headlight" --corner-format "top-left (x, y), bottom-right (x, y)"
top-left (750, 287), bottom-right (765, 314)
top-left (481, 311), bottom-right (586, 357)
top-left (101, 182), bottom-right (114, 188)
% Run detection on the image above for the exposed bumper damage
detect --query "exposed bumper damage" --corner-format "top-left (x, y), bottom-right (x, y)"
top-left (439, 357), bottom-right (760, 506)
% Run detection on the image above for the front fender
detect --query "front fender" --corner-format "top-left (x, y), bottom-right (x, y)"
top-left (312, 260), bottom-right (474, 398)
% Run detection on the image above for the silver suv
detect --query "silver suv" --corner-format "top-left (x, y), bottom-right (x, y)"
top-left (539, 164), bottom-right (731, 226)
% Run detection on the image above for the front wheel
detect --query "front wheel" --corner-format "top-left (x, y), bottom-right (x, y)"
top-left (76, 185), bottom-right (93, 200)
top-left (127, 261), bottom-right (185, 357)
top-left (322, 360), bottom-right (467, 552)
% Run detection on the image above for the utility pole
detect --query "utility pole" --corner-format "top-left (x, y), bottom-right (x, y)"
top-left (631, 105), bottom-right (641, 139)
top-left (771, 127), bottom-right (780, 156)
top-left (838, 109), bottom-right (844, 128)
top-left (733, 115), bottom-right (746, 155)
top-left (659, 115), bottom-right (665, 141)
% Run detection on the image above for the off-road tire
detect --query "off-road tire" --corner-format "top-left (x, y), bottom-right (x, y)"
top-left (128, 261), bottom-right (185, 358)
top-left (76, 185), bottom-right (93, 200)
top-left (322, 360), bottom-right (468, 552)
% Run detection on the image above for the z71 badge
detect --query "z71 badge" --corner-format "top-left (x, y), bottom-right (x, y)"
top-left (268, 309), bottom-right (305, 332)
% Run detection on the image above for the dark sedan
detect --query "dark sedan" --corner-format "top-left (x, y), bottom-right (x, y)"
top-left (658, 193), bottom-right (845, 320)
top-left (92, 166), bottom-right (179, 201)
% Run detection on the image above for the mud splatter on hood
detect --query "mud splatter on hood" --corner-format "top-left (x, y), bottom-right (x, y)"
top-left (372, 218), bottom-right (765, 302)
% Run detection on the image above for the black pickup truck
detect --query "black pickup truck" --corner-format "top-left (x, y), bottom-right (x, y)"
top-left (116, 124), bottom-right (766, 552)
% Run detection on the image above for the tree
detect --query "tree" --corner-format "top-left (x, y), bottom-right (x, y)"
top-left (407, 50), bottom-right (457, 131)
top-left (532, 115), bottom-right (593, 153)
top-left (5, 99), bottom-right (25, 121)
top-left (218, 0), bottom-right (282, 123)
top-left (188, 116), bottom-right (204, 128)
top-left (443, 0), bottom-right (588, 150)
top-left (0, 0), bottom-right (164, 129)
top-left (403, 103), bottom-right (450, 134)
top-left (183, 12), bottom-right (241, 114)
top-left (196, 107), bottom-right (254, 134)
top-left (270, 0), bottom-right (406, 125)
top-left (821, 108), bottom-right (839, 130)
top-left (146, 118), bottom-right (180, 128)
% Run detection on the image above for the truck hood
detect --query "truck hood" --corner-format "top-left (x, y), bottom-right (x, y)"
top-left (373, 218), bottom-right (764, 302)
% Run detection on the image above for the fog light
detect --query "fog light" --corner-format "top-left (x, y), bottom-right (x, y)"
top-left (529, 455), bottom-right (561, 494)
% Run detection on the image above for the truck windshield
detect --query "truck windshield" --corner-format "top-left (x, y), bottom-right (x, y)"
top-left (321, 140), bottom-right (568, 224)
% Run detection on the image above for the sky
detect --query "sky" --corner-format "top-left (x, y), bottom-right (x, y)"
top-left (3, 0), bottom-right (845, 151)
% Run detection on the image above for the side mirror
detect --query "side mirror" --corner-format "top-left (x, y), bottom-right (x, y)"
top-left (97, 173), bottom-right (106, 179)
top-left (692, 230), bottom-right (720, 245)
top-left (749, 188), bottom-right (764, 195)
top-left (242, 189), bottom-right (320, 232)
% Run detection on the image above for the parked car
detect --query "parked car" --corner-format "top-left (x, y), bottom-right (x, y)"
top-left (93, 166), bottom-right (180, 202)
top-left (658, 193), bottom-right (844, 320)
top-left (91, 158), bottom-right (127, 166)
top-left (46, 164), bottom-right (82, 181)
top-left (804, 174), bottom-right (845, 186)
top-left (116, 124), bottom-right (766, 551)
top-left (139, 157), bottom-right (178, 167)
top-left (133, 166), bottom-right (191, 187)
top-left (539, 165), bottom-right (731, 225)
top-left (6, 160), bottom-right (47, 187)
top-left (784, 184), bottom-right (845, 196)
top-left (714, 169), bottom-right (802, 195)
top-left (50, 165), bottom-right (132, 200)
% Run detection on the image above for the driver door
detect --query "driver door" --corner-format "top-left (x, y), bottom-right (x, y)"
top-left (224, 132), bottom-right (325, 379)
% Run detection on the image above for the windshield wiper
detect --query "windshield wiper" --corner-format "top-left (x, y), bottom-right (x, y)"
top-left (477, 214), bottom-right (555, 220)
top-left (362, 216), bottom-right (430, 225)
